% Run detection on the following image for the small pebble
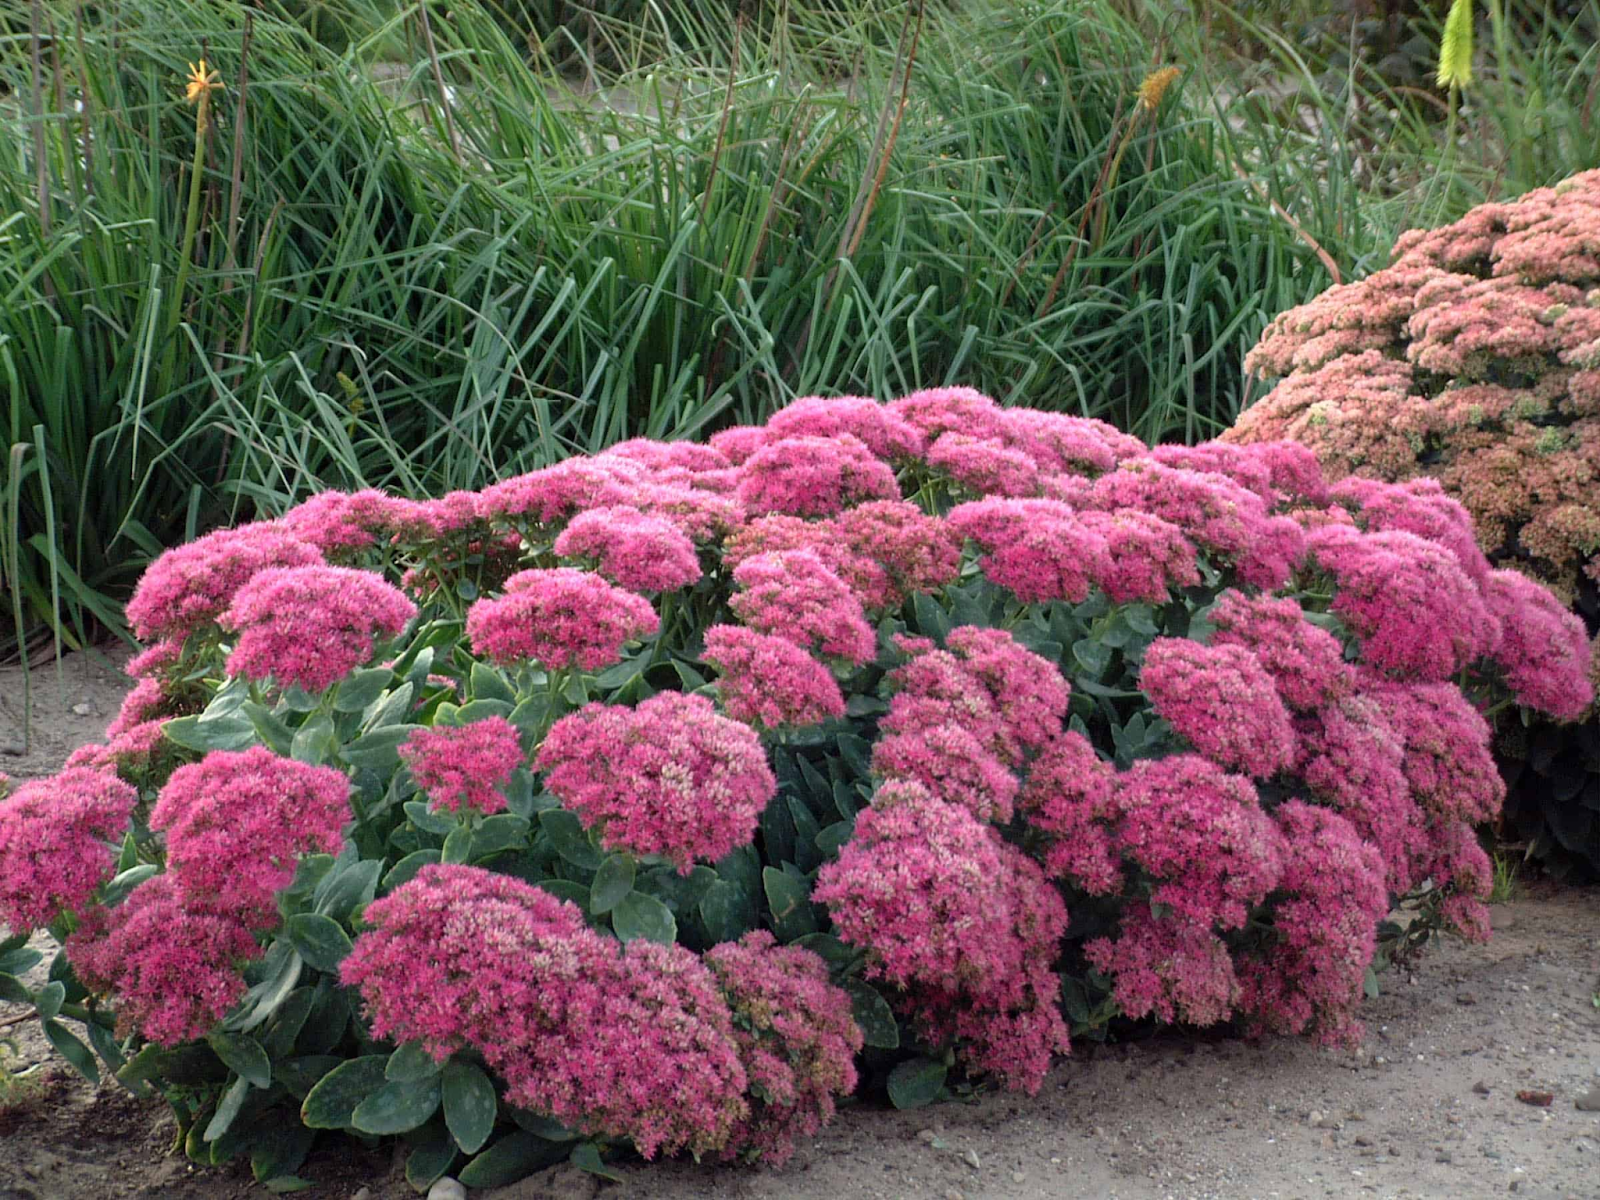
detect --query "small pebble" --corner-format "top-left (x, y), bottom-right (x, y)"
top-left (1576, 1087), bottom-right (1600, 1112)
top-left (427, 1179), bottom-right (466, 1200)
top-left (1011, 1170), bottom-right (1027, 1183)
top-left (962, 1148), bottom-right (981, 1170)
top-left (1473, 1081), bottom-right (1492, 1096)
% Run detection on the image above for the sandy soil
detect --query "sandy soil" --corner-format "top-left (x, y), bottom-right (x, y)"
top-left (2, 652), bottom-right (1598, 1200)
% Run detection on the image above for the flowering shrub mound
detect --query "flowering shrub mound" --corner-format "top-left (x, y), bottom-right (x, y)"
top-left (1226, 171), bottom-right (1600, 873)
top-left (1, 387), bottom-right (1586, 1189)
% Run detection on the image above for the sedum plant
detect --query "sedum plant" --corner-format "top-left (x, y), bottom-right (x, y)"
top-left (1227, 170), bottom-right (1600, 872)
top-left (0, 388), bottom-right (1588, 1190)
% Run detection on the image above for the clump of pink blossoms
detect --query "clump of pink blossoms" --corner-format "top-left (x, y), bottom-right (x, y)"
top-left (537, 692), bottom-right (775, 872)
top-left (400, 716), bottom-right (525, 815)
top-left (1019, 731), bottom-right (1121, 894)
top-left (0, 768), bottom-right (138, 931)
top-left (125, 523), bottom-right (324, 642)
top-left (1208, 589), bottom-right (1353, 712)
top-left (1139, 638), bottom-right (1297, 777)
top-left (466, 568), bottom-right (659, 671)
top-left (701, 625), bottom-right (846, 730)
top-left (728, 549), bottom-right (876, 665)
top-left (150, 746), bottom-right (351, 925)
top-left (734, 433), bottom-right (900, 517)
top-left (553, 505), bottom-right (703, 592)
top-left (340, 864), bottom-right (749, 1159)
top-left (1481, 568), bottom-right (1594, 719)
top-left (221, 564), bottom-right (417, 693)
top-left (1085, 902), bottom-right (1240, 1027)
top-left (69, 874), bottom-right (263, 1046)
top-left (762, 394), bottom-right (927, 461)
top-left (705, 931), bottom-right (863, 1166)
top-left (280, 488), bottom-right (409, 558)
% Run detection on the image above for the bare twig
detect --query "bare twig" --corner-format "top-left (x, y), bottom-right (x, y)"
top-left (417, 0), bottom-right (461, 164)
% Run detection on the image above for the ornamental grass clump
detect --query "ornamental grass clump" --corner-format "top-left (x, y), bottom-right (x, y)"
top-left (1228, 171), bottom-right (1600, 873)
top-left (3, 386), bottom-right (1589, 1189)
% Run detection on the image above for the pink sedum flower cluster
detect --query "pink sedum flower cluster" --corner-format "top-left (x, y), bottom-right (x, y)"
top-left (701, 625), bottom-right (846, 730)
top-left (729, 549), bottom-right (876, 665)
top-left (221, 565), bottom-right (417, 693)
top-left (1139, 638), bottom-right (1297, 777)
top-left (466, 567), bottom-right (659, 671)
top-left (537, 692), bottom-right (776, 872)
top-left (553, 505), bottom-right (703, 592)
top-left (400, 716), bottom-right (525, 815)
top-left (0, 768), bottom-right (138, 931)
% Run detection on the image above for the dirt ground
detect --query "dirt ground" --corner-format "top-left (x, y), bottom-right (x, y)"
top-left (2, 652), bottom-right (1598, 1200)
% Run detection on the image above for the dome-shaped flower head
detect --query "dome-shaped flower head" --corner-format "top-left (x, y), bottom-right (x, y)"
top-left (1237, 440), bottom-right (1331, 505)
top-left (944, 626), bottom-right (1071, 757)
top-left (125, 522), bottom-right (324, 642)
top-left (389, 489), bottom-right (491, 542)
top-left (1139, 638), bottom-right (1298, 777)
top-left (221, 565), bottom-right (415, 694)
top-left (926, 433), bottom-right (1042, 497)
top-left (1237, 801), bottom-right (1387, 1048)
top-left (280, 489), bottom-right (408, 559)
top-left (601, 437), bottom-right (732, 474)
top-left (537, 692), bottom-right (775, 872)
top-left (1112, 755), bottom-right (1285, 930)
top-left (1362, 679), bottom-right (1505, 826)
top-left (1146, 443), bottom-right (1278, 503)
top-left (977, 512), bottom-right (1112, 604)
top-left (706, 931), bottom-right (863, 1167)
top-left (701, 625), bottom-right (846, 730)
top-left (1482, 568), bottom-right (1594, 719)
top-left (1306, 524), bottom-right (1497, 681)
top-left (1088, 460), bottom-right (1274, 568)
top-left (342, 863), bottom-right (750, 1158)
top-left (400, 716), bottom-right (525, 816)
top-left (946, 496), bottom-right (1078, 550)
top-left (828, 500), bottom-right (963, 608)
top-left (1208, 589), bottom-right (1353, 712)
top-left (553, 505), bottom-right (702, 592)
top-left (1019, 731), bottom-right (1121, 894)
top-left (1330, 476), bottom-right (1491, 584)
top-left (466, 568), bottom-right (659, 671)
top-left (67, 874), bottom-right (263, 1046)
top-left (125, 639), bottom-right (185, 680)
top-left (0, 768), bottom-right (138, 931)
top-left (1075, 509), bottom-right (1201, 604)
top-left (999, 409), bottom-right (1137, 475)
top-left (764, 394), bottom-right (927, 461)
top-left (1418, 819), bottom-right (1495, 942)
top-left (735, 433), bottom-right (900, 517)
top-left (728, 549), bottom-right (876, 665)
top-left (813, 779), bottom-right (1065, 995)
top-left (1083, 901), bottom-right (1240, 1028)
top-left (872, 721), bottom-right (1019, 823)
top-left (708, 425), bottom-right (772, 465)
top-left (150, 746), bottom-right (351, 924)
top-left (477, 455), bottom-right (647, 525)
top-left (887, 386), bottom-right (1009, 442)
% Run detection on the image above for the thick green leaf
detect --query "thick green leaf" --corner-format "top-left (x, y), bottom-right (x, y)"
top-left (0, 973), bottom-right (30, 1004)
top-left (208, 1032), bottom-right (271, 1088)
top-left (204, 1076), bottom-right (253, 1143)
top-left (442, 1059), bottom-right (498, 1155)
top-left (250, 1123), bottom-right (315, 1184)
top-left (844, 982), bottom-right (899, 1049)
top-left (42, 1019), bottom-right (99, 1084)
top-left (763, 867), bottom-right (819, 939)
top-left (163, 713), bottom-right (256, 753)
top-left (539, 809), bottom-right (603, 869)
top-left (386, 1042), bottom-right (444, 1084)
top-left (404, 800), bottom-right (460, 836)
top-left (351, 1077), bottom-right (442, 1135)
top-left (537, 879), bottom-right (591, 908)
top-left (334, 668), bottom-right (392, 713)
top-left (457, 1131), bottom-right (567, 1188)
top-left (261, 1176), bottom-right (314, 1193)
top-left (470, 814), bottom-right (531, 860)
top-left (470, 661), bottom-right (517, 704)
top-left (886, 1057), bottom-right (948, 1110)
top-left (383, 848), bottom-right (442, 891)
top-left (342, 725), bottom-right (421, 771)
top-left (589, 854), bottom-right (635, 915)
top-left (301, 1055), bottom-right (389, 1129)
top-left (611, 891), bottom-right (676, 945)
top-left (441, 826), bottom-right (475, 865)
top-left (284, 913), bottom-right (354, 974)
top-left (34, 980), bottom-right (65, 1021)
top-left (405, 1129), bottom-right (459, 1191)
top-left (0, 946), bottom-right (42, 976)
top-left (290, 714), bottom-right (337, 765)
top-left (314, 859), bottom-right (382, 922)
top-left (226, 941), bottom-right (303, 1033)
top-left (569, 1142), bottom-right (622, 1182)
top-left (275, 1055), bottom-right (342, 1100)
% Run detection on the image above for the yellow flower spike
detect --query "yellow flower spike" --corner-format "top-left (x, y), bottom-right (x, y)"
top-left (183, 59), bottom-right (223, 105)
top-left (1437, 0), bottom-right (1474, 91)
top-left (1137, 66), bottom-right (1181, 113)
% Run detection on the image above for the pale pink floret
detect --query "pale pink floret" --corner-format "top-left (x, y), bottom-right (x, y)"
top-left (477, 456), bottom-right (647, 525)
top-left (553, 505), bottom-right (702, 592)
top-left (68, 874), bottom-right (263, 1046)
top-left (1139, 638), bottom-right (1298, 777)
top-left (400, 716), bottom-right (525, 815)
top-left (125, 522), bottom-right (323, 642)
top-left (728, 550), bottom-right (876, 665)
top-left (537, 692), bottom-right (775, 872)
top-left (0, 768), bottom-right (138, 931)
top-left (706, 931), bottom-right (863, 1167)
top-left (221, 565), bottom-right (416, 694)
top-left (702, 625), bottom-right (846, 730)
top-left (466, 568), bottom-right (659, 671)
top-left (1483, 568), bottom-right (1594, 719)
top-left (735, 433), bottom-right (900, 517)
top-left (828, 500), bottom-right (963, 608)
top-left (150, 747), bottom-right (351, 924)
